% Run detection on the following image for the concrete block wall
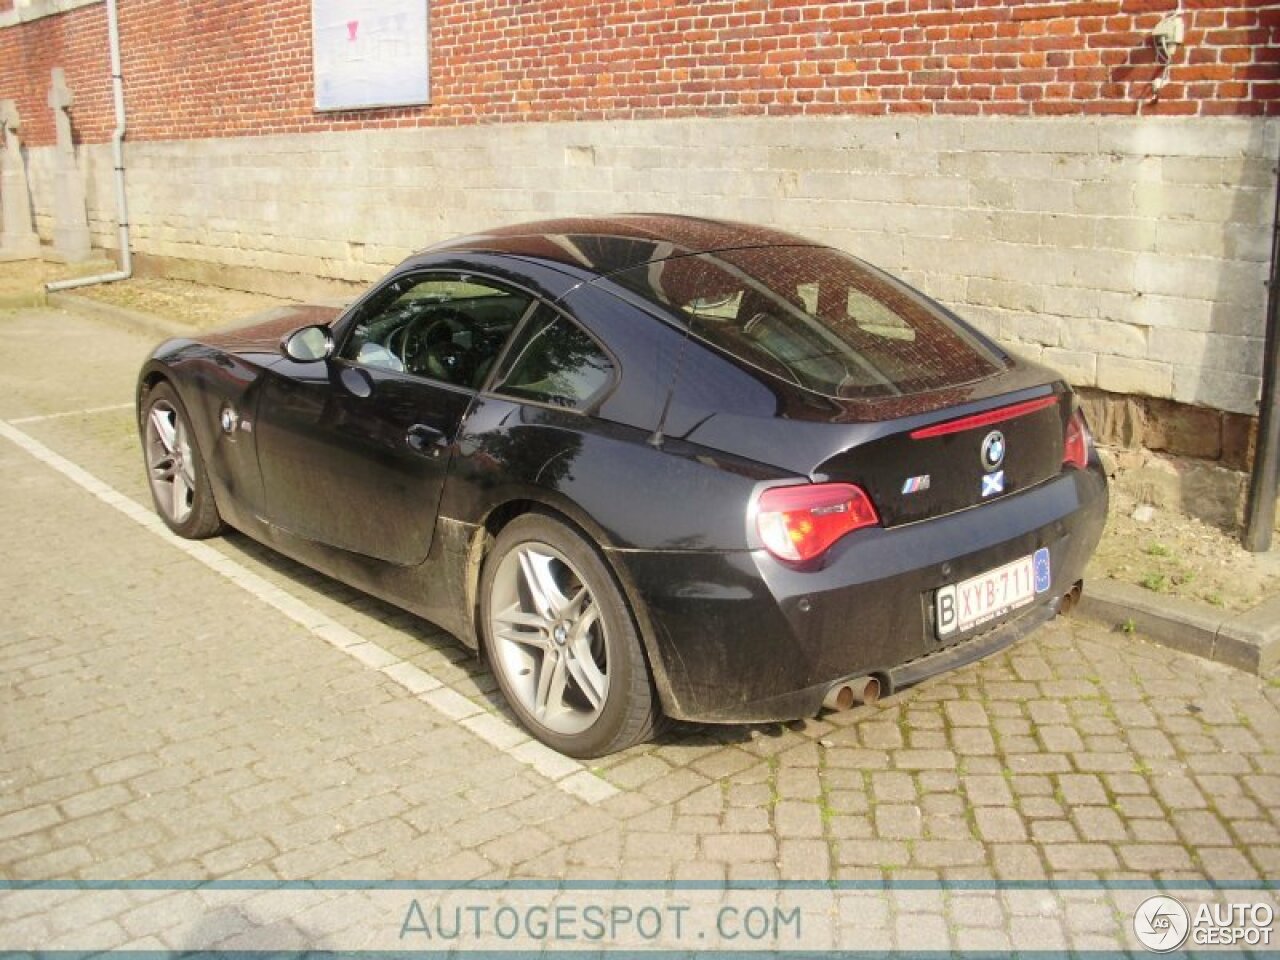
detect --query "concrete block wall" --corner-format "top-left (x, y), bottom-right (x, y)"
top-left (24, 113), bottom-right (1275, 416)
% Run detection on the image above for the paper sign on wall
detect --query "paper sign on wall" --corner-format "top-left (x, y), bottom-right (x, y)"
top-left (312, 0), bottom-right (429, 111)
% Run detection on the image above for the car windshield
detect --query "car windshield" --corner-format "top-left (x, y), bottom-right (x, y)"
top-left (608, 245), bottom-right (1007, 399)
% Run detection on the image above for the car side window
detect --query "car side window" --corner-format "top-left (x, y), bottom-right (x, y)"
top-left (492, 307), bottom-right (615, 411)
top-left (339, 274), bottom-right (532, 390)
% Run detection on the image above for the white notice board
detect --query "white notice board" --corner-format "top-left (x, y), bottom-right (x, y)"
top-left (312, 0), bottom-right (430, 111)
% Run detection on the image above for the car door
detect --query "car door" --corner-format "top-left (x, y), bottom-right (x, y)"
top-left (254, 271), bottom-right (534, 565)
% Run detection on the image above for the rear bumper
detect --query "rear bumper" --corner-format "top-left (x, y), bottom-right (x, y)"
top-left (612, 463), bottom-right (1108, 723)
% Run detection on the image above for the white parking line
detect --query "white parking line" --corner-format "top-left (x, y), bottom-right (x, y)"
top-left (0, 417), bottom-right (619, 803)
top-left (8, 402), bottom-right (135, 424)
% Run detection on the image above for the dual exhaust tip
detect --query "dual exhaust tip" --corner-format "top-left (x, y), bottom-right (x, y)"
top-left (822, 581), bottom-right (1085, 715)
top-left (821, 675), bottom-right (882, 713)
top-left (1058, 581), bottom-right (1083, 617)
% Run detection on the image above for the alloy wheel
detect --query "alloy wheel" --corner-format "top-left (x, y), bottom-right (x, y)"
top-left (488, 543), bottom-right (610, 736)
top-left (145, 400), bottom-right (196, 525)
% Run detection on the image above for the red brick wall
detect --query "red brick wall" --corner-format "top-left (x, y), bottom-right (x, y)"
top-left (1, 0), bottom-right (1275, 147)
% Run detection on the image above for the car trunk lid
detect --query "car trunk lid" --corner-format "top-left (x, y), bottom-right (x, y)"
top-left (815, 388), bottom-right (1070, 527)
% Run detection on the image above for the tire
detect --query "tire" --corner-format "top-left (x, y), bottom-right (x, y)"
top-left (479, 512), bottom-right (660, 758)
top-left (140, 381), bottom-right (223, 539)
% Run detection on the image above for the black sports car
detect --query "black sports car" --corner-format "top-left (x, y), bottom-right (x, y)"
top-left (137, 215), bottom-right (1108, 757)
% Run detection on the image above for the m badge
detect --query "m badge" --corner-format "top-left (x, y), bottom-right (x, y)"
top-left (981, 470), bottom-right (1004, 498)
top-left (901, 475), bottom-right (931, 495)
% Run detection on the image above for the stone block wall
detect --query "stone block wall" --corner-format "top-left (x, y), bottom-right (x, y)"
top-left (2, 0), bottom-right (1277, 428)
top-left (21, 113), bottom-right (1278, 418)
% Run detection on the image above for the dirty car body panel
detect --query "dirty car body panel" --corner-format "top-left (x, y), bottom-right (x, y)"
top-left (137, 214), bottom-right (1108, 736)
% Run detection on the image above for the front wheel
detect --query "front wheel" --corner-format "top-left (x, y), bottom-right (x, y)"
top-left (141, 381), bottom-right (223, 539)
top-left (479, 513), bottom-right (659, 758)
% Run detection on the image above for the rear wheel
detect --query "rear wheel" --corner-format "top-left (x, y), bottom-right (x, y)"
top-left (480, 513), bottom-right (659, 758)
top-left (141, 381), bottom-right (222, 539)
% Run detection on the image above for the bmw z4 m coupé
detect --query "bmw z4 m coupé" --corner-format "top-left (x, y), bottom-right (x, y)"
top-left (138, 215), bottom-right (1108, 757)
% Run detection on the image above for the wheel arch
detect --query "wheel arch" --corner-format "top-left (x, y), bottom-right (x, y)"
top-left (136, 365), bottom-right (174, 422)
top-left (463, 491), bottom-right (679, 717)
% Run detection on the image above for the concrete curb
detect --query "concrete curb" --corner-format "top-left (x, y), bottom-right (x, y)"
top-left (1078, 580), bottom-right (1280, 678)
top-left (46, 291), bottom-right (192, 340)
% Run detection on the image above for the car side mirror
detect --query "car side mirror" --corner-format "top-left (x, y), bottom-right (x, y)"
top-left (282, 325), bottom-right (332, 362)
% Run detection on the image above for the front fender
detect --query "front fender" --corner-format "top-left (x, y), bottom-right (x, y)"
top-left (136, 344), bottom-right (274, 524)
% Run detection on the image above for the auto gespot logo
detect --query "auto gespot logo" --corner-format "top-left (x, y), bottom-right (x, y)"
top-left (1134, 896), bottom-right (1275, 951)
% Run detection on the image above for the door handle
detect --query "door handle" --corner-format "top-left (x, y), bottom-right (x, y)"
top-left (406, 423), bottom-right (446, 456)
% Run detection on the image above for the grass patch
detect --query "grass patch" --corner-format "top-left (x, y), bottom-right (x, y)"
top-left (1140, 572), bottom-right (1169, 593)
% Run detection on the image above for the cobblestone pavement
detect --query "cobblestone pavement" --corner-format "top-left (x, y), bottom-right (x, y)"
top-left (2, 305), bottom-right (1279, 899)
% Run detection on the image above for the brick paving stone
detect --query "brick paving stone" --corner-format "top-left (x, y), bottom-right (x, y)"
top-left (1171, 809), bottom-right (1233, 846)
top-left (13, 844), bottom-right (94, 876)
top-left (826, 811), bottom-right (873, 841)
top-left (974, 807), bottom-right (1028, 843)
top-left (961, 775), bottom-right (1014, 806)
top-left (0, 805), bottom-right (62, 841)
top-left (856, 721), bottom-right (904, 750)
top-left (919, 793), bottom-right (964, 817)
top-left (894, 750), bottom-right (956, 771)
top-left (824, 748), bottom-right (892, 770)
top-left (1071, 807), bottom-right (1128, 842)
top-left (604, 755), bottom-right (671, 790)
top-left (3, 304), bottom-right (1280, 919)
top-left (950, 727), bottom-right (997, 755)
top-left (639, 768), bottom-right (714, 804)
top-left (874, 805), bottom-right (923, 840)
top-left (726, 783), bottom-right (772, 807)
top-left (870, 771), bottom-right (917, 803)
top-left (777, 838), bottom-right (829, 879)
top-left (775, 766), bottom-right (823, 799)
top-left (910, 840), bottom-right (986, 868)
top-left (1030, 820), bottom-right (1080, 844)
top-left (922, 815), bottom-right (970, 843)
top-left (773, 800), bottom-right (823, 837)
top-left (1118, 843), bottom-right (1196, 872)
top-left (701, 833), bottom-right (777, 863)
top-left (908, 730), bottom-right (948, 750)
top-left (990, 843), bottom-right (1048, 879)
top-left (943, 701), bottom-right (990, 727)
top-left (833, 839), bottom-right (909, 869)
top-left (1131, 819), bottom-right (1180, 844)
top-left (1020, 796), bottom-right (1067, 819)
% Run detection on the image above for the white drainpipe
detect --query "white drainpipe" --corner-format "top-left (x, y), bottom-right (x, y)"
top-left (46, 0), bottom-right (131, 292)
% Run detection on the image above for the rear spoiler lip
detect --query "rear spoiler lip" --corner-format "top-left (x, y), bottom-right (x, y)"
top-left (908, 394), bottom-right (1061, 440)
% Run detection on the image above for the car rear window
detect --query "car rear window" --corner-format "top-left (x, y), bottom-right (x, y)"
top-left (607, 246), bottom-right (1007, 399)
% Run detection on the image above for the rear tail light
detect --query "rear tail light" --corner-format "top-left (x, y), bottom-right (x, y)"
top-left (1063, 408), bottom-right (1090, 469)
top-left (756, 483), bottom-right (879, 564)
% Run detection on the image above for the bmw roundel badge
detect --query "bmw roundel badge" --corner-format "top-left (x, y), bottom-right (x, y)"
top-left (981, 430), bottom-right (1006, 472)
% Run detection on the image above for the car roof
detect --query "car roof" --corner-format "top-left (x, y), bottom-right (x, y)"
top-left (423, 214), bottom-right (818, 277)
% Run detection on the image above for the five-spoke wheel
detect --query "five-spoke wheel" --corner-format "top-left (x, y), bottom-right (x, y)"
top-left (141, 382), bottom-right (222, 538)
top-left (480, 514), bottom-right (659, 757)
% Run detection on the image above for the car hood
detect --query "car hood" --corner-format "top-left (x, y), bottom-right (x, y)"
top-left (201, 303), bottom-right (344, 355)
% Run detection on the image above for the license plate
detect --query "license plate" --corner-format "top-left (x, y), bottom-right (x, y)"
top-left (935, 548), bottom-right (1050, 639)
